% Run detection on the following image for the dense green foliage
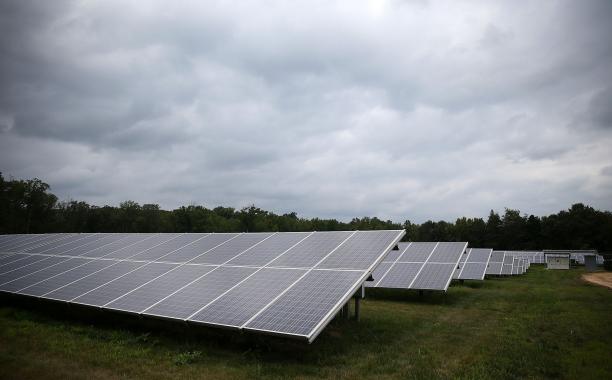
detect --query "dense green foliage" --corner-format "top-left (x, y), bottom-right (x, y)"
top-left (1, 173), bottom-right (611, 251)
top-left (1, 267), bottom-right (610, 379)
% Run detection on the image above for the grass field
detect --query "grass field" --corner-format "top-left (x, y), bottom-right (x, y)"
top-left (1, 266), bottom-right (610, 379)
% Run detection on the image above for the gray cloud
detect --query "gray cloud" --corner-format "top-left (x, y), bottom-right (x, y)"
top-left (1, 0), bottom-right (611, 222)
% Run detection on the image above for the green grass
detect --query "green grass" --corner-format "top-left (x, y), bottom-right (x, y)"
top-left (1, 267), bottom-right (610, 379)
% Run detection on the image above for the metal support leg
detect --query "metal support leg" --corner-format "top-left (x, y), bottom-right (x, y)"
top-left (354, 296), bottom-right (360, 321)
top-left (342, 303), bottom-right (350, 320)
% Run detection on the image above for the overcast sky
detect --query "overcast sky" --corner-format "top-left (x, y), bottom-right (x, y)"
top-left (1, 0), bottom-right (611, 222)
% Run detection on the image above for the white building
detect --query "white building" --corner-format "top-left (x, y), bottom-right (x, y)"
top-left (546, 254), bottom-right (570, 270)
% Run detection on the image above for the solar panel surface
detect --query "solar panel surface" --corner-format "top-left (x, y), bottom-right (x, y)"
top-left (501, 254), bottom-right (514, 275)
top-left (0, 231), bottom-right (404, 342)
top-left (454, 248), bottom-right (492, 280)
top-left (367, 241), bottom-right (467, 291)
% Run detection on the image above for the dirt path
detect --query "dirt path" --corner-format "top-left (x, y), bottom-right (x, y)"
top-left (582, 272), bottom-right (612, 289)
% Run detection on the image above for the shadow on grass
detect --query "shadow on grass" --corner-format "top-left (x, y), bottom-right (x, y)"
top-left (365, 287), bottom-right (461, 305)
top-left (0, 292), bottom-right (400, 365)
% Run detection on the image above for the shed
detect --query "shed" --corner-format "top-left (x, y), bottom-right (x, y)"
top-left (546, 254), bottom-right (570, 270)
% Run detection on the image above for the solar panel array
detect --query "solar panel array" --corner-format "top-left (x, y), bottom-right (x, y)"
top-left (453, 248), bottom-right (492, 281)
top-left (0, 231), bottom-right (404, 342)
top-left (505, 251), bottom-right (543, 265)
top-left (367, 242), bottom-right (467, 291)
top-left (483, 251), bottom-right (534, 276)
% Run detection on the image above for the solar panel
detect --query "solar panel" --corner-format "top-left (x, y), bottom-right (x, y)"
top-left (245, 269), bottom-right (364, 337)
top-left (368, 241), bottom-right (467, 291)
top-left (190, 267), bottom-right (306, 327)
top-left (454, 248), bottom-right (492, 280)
top-left (511, 258), bottom-right (519, 275)
top-left (144, 265), bottom-right (258, 320)
top-left (72, 262), bottom-right (178, 307)
top-left (29, 233), bottom-right (104, 255)
top-left (0, 258), bottom-right (91, 292)
top-left (106, 264), bottom-right (217, 313)
top-left (151, 233), bottom-right (236, 263)
top-left (485, 251), bottom-right (505, 275)
top-left (0, 230), bottom-right (404, 342)
top-left (4, 234), bottom-right (73, 253)
top-left (190, 233), bottom-right (274, 264)
top-left (501, 254), bottom-right (513, 275)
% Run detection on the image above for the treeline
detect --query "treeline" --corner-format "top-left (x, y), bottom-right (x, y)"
top-left (1, 173), bottom-right (611, 252)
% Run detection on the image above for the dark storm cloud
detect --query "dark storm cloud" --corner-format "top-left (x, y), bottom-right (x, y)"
top-left (1, 0), bottom-right (611, 222)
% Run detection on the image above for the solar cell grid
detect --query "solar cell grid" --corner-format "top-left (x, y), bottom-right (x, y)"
top-left (245, 269), bottom-right (364, 338)
top-left (158, 233), bottom-right (237, 263)
top-left (190, 267), bottom-right (306, 327)
top-left (0, 234), bottom-right (43, 251)
top-left (0, 254), bottom-right (50, 275)
top-left (227, 233), bottom-right (309, 267)
top-left (6, 234), bottom-right (74, 253)
top-left (144, 266), bottom-right (257, 320)
top-left (267, 231), bottom-right (353, 269)
top-left (129, 234), bottom-right (206, 261)
top-left (486, 262), bottom-right (503, 275)
top-left (460, 263), bottom-right (488, 279)
top-left (21, 259), bottom-right (118, 296)
top-left (429, 242), bottom-right (466, 263)
top-left (456, 248), bottom-right (492, 280)
top-left (73, 262), bottom-right (178, 307)
top-left (411, 263), bottom-right (456, 290)
top-left (25, 234), bottom-right (92, 253)
top-left (317, 230), bottom-right (402, 270)
top-left (371, 241), bottom-right (466, 291)
top-left (501, 254), bottom-right (513, 275)
top-left (44, 261), bottom-right (144, 301)
top-left (32, 234), bottom-right (103, 255)
top-left (103, 234), bottom-right (178, 259)
top-left (366, 261), bottom-right (392, 286)
top-left (0, 253), bottom-right (24, 266)
top-left (190, 233), bottom-right (274, 265)
top-left (0, 256), bottom-right (70, 285)
top-left (376, 262), bottom-right (422, 288)
top-left (82, 234), bottom-right (156, 258)
top-left (57, 234), bottom-right (129, 257)
top-left (468, 248), bottom-right (493, 263)
top-left (0, 258), bottom-right (91, 292)
top-left (106, 264), bottom-right (217, 313)
top-left (397, 242), bottom-right (437, 262)
top-left (382, 246), bottom-right (403, 262)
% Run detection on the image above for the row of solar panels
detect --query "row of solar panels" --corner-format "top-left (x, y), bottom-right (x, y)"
top-left (366, 244), bottom-right (533, 292)
top-left (0, 231), bottom-right (404, 342)
top-left (485, 251), bottom-right (530, 276)
top-left (0, 232), bottom-right (557, 342)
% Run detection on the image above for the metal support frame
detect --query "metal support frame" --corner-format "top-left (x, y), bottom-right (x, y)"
top-left (342, 303), bottom-right (350, 320)
top-left (354, 296), bottom-right (360, 321)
